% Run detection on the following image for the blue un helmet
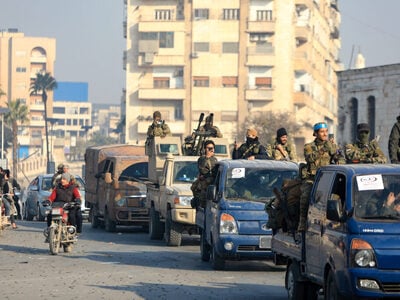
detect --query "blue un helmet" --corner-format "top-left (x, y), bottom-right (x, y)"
top-left (313, 122), bottom-right (328, 136)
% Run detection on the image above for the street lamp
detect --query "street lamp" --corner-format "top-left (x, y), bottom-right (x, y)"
top-left (0, 107), bottom-right (10, 168)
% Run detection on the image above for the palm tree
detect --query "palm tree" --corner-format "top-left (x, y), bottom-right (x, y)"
top-left (30, 72), bottom-right (57, 173)
top-left (5, 99), bottom-right (29, 179)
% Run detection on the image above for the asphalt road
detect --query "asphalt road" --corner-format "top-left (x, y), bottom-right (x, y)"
top-left (0, 221), bottom-right (289, 300)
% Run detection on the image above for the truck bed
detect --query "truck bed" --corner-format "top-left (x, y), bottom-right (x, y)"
top-left (271, 230), bottom-right (302, 261)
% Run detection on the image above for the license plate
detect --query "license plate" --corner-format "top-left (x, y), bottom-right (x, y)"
top-left (259, 236), bottom-right (271, 249)
top-left (52, 208), bottom-right (62, 215)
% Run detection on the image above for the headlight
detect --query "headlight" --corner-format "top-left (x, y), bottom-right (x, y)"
top-left (351, 238), bottom-right (376, 268)
top-left (220, 213), bottom-right (238, 234)
top-left (116, 198), bottom-right (127, 207)
top-left (174, 196), bottom-right (192, 206)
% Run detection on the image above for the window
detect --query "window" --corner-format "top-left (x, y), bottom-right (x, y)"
top-left (140, 32), bottom-right (159, 40)
top-left (222, 42), bottom-right (239, 53)
top-left (223, 9), bottom-right (239, 20)
top-left (159, 32), bottom-right (174, 48)
top-left (194, 9), bottom-right (209, 20)
top-left (174, 103), bottom-right (183, 120)
top-left (153, 77), bottom-right (170, 88)
top-left (194, 42), bottom-right (209, 52)
top-left (193, 76), bottom-right (209, 87)
top-left (16, 67), bottom-right (26, 72)
top-left (222, 76), bottom-right (238, 87)
top-left (53, 107), bottom-right (65, 114)
top-left (155, 9), bottom-right (172, 20)
top-left (257, 10), bottom-right (273, 21)
top-left (80, 107), bottom-right (89, 114)
top-left (255, 77), bottom-right (272, 88)
top-left (16, 98), bottom-right (26, 104)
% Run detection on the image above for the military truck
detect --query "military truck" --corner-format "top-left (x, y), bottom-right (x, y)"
top-left (85, 144), bottom-right (149, 232)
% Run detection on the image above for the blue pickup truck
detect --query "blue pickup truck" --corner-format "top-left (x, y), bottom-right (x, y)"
top-left (272, 164), bottom-right (400, 299)
top-left (196, 159), bottom-right (298, 270)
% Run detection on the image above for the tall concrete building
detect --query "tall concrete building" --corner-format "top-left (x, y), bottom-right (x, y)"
top-left (124, 0), bottom-right (341, 147)
top-left (0, 28), bottom-right (56, 155)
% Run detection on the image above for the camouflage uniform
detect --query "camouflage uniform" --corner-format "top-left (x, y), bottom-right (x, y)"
top-left (388, 116), bottom-right (400, 163)
top-left (198, 124), bottom-right (223, 138)
top-left (147, 120), bottom-right (171, 138)
top-left (269, 141), bottom-right (297, 161)
top-left (191, 155), bottom-right (218, 208)
top-left (232, 138), bottom-right (270, 159)
top-left (345, 140), bottom-right (387, 164)
top-left (297, 139), bottom-right (340, 231)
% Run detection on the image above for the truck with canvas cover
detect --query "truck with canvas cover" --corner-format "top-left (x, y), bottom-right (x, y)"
top-left (85, 144), bottom-right (149, 232)
top-left (271, 164), bottom-right (400, 300)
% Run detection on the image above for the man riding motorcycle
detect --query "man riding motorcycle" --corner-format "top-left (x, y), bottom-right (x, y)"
top-left (46, 172), bottom-right (82, 236)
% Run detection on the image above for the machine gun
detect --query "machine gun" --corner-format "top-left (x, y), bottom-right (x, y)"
top-left (183, 113), bottom-right (204, 156)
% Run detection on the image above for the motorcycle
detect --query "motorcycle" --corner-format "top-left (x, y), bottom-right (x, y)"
top-left (44, 202), bottom-right (79, 255)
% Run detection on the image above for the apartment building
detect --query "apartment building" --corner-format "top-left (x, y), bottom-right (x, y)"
top-left (124, 0), bottom-right (341, 147)
top-left (0, 28), bottom-right (56, 156)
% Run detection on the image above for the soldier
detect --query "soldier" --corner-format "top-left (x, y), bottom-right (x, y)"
top-left (388, 114), bottom-right (400, 163)
top-left (232, 128), bottom-right (270, 160)
top-left (146, 111), bottom-right (171, 138)
top-left (198, 115), bottom-right (223, 138)
top-left (270, 127), bottom-right (297, 161)
top-left (345, 123), bottom-right (387, 164)
top-left (191, 140), bottom-right (218, 208)
top-left (52, 163), bottom-right (64, 188)
top-left (298, 122), bottom-right (341, 232)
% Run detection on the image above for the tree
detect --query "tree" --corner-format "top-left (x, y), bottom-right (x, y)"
top-left (238, 111), bottom-right (301, 147)
top-left (5, 99), bottom-right (29, 179)
top-left (30, 72), bottom-right (57, 173)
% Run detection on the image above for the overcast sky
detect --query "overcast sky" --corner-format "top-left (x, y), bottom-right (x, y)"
top-left (0, 0), bottom-right (399, 104)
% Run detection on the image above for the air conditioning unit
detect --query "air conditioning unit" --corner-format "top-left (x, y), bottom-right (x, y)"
top-left (191, 52), bottom-right (198, 58)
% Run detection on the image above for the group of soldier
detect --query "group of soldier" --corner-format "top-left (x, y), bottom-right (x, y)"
top-left (146, 110), bottom-right (400, 226)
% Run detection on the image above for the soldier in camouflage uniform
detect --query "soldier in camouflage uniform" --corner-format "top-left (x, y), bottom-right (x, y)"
top-left (198, 115), bottom-right (223, 138)
top-left (388, 114), bottom-right (400, 163)
top-left (269, 127), bottom-right (297, 162)
top-left (191, 140), bottom-right (218, 208)
top-left (297, 122), bottom-right (341, 232)
top-left (232, 128), bottom-right (270, 160)
top-left (146, 111), bottom-right (171, 138)
top-left (345, 123), bottom-right (387, 164)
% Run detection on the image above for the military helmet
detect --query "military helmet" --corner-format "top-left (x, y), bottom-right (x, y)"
top-left (313, 122), bottom-right (328, 131)
top-left (57, 163), bottom-right (64, 170)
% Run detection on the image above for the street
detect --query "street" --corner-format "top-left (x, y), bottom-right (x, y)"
top-left (0, 221), bottom-right (288, 300)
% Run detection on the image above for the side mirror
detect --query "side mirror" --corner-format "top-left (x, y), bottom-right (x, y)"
top-left (206, 185), bottom-right (217, 202)
top-left (104, 172), bottom-right (112, 184)
top-left (30, 186), bottom-right (39, 191)
top-left (327, 199), bottom-right (344, 222)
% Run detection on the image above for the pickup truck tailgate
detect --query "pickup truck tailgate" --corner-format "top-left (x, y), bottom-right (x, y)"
top-left (271, 232), bottom-right (302, 261)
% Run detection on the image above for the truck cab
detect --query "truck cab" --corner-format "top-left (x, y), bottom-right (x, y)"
top-left (272, 164), bottom-right (400, 299)
top-left (199, 159), bottom-right (298, 270)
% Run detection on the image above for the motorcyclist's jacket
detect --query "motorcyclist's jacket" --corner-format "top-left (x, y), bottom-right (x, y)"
top-left (48, 183), bottom-right (80, 207)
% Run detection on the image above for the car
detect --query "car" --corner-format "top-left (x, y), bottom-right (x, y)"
top-left (22, 174), bottom-right (89, 221)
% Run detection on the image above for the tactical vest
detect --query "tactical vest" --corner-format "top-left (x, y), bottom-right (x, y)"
top-left (54, 185), bottom-right (75, 203)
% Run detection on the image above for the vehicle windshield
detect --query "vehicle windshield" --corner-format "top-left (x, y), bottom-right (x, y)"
top-left (119, 162), bottom-right (148, 181)
top-left (224, 168), bottom-right (298, 203)
top-left (42, 177), bottom-right (53, 191)
top-left (354, 174), bottom-right (400, 220)
top-left (173, 161), bottom-right (198, 183)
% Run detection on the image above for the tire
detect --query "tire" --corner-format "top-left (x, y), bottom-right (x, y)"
top-left (149, 207), bottom-right (164, 240)
top-left (200, 231), bottom-right (211, 262)
top-left (37, 204), bottom-right (45, 221)
top-left (90, 208), bottom-right (100, 229)
top-left (49, 226), bottom-right (61, 255)
top-left (26, 206), bottom-right (34, 221)
top-left (63, 244), bottom-right (73, 253)
top-left (104, 209), bottom-right (116, 232)
top-left (164, 210), bottom-right (182, 247)
top-left (325, 270), bottom-right (345, 300)
top-left (286, 262), bottom-right (306, 300)
top-left (210, 242), bottom-right (225, 270)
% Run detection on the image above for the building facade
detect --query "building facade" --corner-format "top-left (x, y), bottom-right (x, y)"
top-left (0, 28), bottom-right (56, 156)
top-left (337, 63), bottom-right (400, 158)
top-left (124, 0), bottom-right (341, 147)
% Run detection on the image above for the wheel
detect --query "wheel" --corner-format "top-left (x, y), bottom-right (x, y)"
top-left (149, 207), bottom-right (164, 240)
top-left (164, 210), bottom-right (182, 247)
top-left (63, 244), bottom-right (73, 253)
top-left (90, 208), bottom-right (100, 229)
top-left (25, 205), bottom-right (34, 221)
top-left (286, 262), bottom-right (307, 300)
top-left (200, 231), bottom-right (211, 262)
top-left (37, 204), bottom-right (45, 221)
top-left (104, 209), bottom-right (116, 232)
top-left (49, 226), bottom-right (61, 255)
top-left (210, 242), bottom-right (225, 270)
top-left (325, 270), bottom-right (344, 300)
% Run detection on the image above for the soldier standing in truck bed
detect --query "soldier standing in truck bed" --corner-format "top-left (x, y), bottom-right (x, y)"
top-left (232, 128), bottom-right (270, 160)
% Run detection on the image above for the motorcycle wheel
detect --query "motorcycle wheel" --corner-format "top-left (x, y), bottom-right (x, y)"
top-left (63, 244), bottom-right (73, 253)
top-left (49, 226), bottom-right (60, 255)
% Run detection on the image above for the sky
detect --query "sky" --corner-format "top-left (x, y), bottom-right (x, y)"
top-left (0, 0), bottom-right (399, 104)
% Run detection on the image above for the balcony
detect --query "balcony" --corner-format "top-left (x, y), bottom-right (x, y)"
top-left (123, 21), bottom-right (127, 38)
top-left (295, 26), bottom-right (311, 43)
top-left (138, 88), bottom-right (185, 100)
top-left (246, 46), bottom-right (275, 66)
top-left (138, 21), bottom-right (184, 32)
top-left (295, 0), bottom-right (313, 8)
top-left (294, 90), bottom-right (313, 108)
top-left (294, 51), bottom-right (312, 72)
top-left (137, 120), bottom-right (186, 135)
top-left (30, 56), bottom-right (47, 63)
top-left (247, 20), bottom-right (275, 33)
top-left (245, 87), bottom-right (273, 101)
top-left (138, 54), bottom-right (185, 66)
